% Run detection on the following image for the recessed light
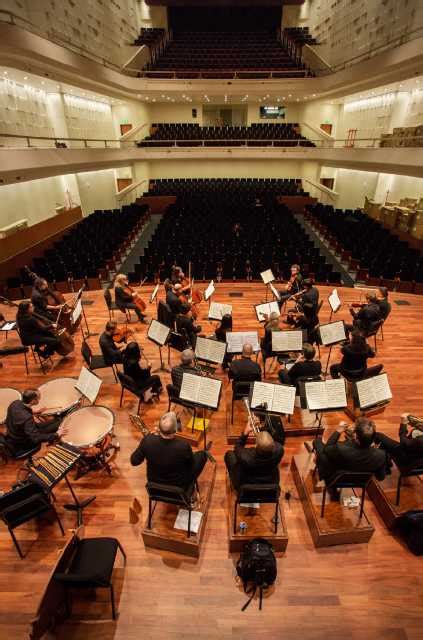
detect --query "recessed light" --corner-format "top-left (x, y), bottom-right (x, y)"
top-left (312, 94), bottom-right (316, 97)
top-left (3, 71), bottom-right (8, 75)
top-left (24, 76), bottom-right (28, 80)
top-left (288, 94), bottom-right (292, 98)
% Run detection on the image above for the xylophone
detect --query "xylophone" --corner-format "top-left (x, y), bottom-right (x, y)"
top-left (28, 443), bottom-right (80, 491)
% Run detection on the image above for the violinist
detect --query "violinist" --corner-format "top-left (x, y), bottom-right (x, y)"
top-left (376, 287), bottom-right (391, 321)
top-left (278, 264), bottom-right (303, 306)
top-left (31, 277), bottom-right (64, 322)
top-left (16, 301), bottom-right (61, 359)
top-left (114, 273), bottom-right (147, 323)
top-left (166, 283), bottom-right (184, 317)
top-left (346, 291), bottom-right (381, 334)
top-left (176, 303), bottom-right (202, 348)
top-left (99, 321), bottom-right (126, 365)
top-left (285, 279), bottom-right (320, 340)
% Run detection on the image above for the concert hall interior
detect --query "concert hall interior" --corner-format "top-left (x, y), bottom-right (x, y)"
top-left (1, 0), bottom-right (423, 638)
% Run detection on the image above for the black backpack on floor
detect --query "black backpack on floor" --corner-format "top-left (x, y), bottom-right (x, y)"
top-left (236, 538), bottom-right (277, 611)
top-left (395, 510), bottom-right (423, 555)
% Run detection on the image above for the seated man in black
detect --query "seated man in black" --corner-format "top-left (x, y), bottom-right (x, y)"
top-left (166, 283), bottom-right (184, 317)
top-left (99, 321), bottom-right (125, 366)
top-left (170, 348), bottom-right (198, 394)
top-left (31, 277), bottom-right (63, 322)
top-left (16, 301), bottom-right (61, 359)
top-left (228, 343), bottom-right (262, 386)
top-left (224, 422), bottom-right (284, 491)
top-left (278, 343), bottom-right (322, 388)
top-left (311, 418), bottom-right (387, 498)
top-left (330, 330), bottom-right (382, 380)
top-left (114, 273), bottom-right (147, 323)
top-left (176, 303), bottom-right (201, 348)
top-left (346, 292), bottom-right (381, 334)
top-left (130, 411), bottom-right (209, 491)
top-left (278, 263), bottom-right (303, 307)
top-left (5, 389), bottom-right (66, 456)
top-left (375, 413), bottom-right (423, 470)
top-left (376, 286), bottom-right (391, 321)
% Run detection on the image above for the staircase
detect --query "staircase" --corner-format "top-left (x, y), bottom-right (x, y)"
top-left (119, 215), bottom-right (163, 275)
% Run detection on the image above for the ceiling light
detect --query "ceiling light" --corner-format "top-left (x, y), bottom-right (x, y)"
top-left (3, 71), bottom-right (8, 75)
top-left (24, 76), bottom-right (28, 80)
top-left (312, 93), bottom-right (316, 97)
top-left (288, 94), bottom-right (292, 98)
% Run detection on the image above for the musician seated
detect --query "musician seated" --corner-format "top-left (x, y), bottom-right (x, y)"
top-left (311, 418), bottom-right (387, 499)
top-left (261, 312), bottom-right (281, 360)
top-left (224, 423), bottom-right (284, 491)
top-left (346, 292), bottom-right (381, 334)
top-left (31, 278), bottom-right (63, 322)
top-left (278, 264), bottom-right (303, 306)
top-left (215, 313), bottom-right (233, 369)
top-left (122, 341), bottom-right (162, 398)
top-left (114, 273), bottom-right (147, 323)
top-left (228, 343), bottom-right (262, 387)
top-left (278, 343), bottom-right (322, 389)
top-left (176, 303), bottom-right (201, 348)
top-left (376, 286), bottom-right (391, 321)
top-left (285, 279), bottom-right (319, 341)
top-left (130, 411), bottom-right (209, 491)
top-left (99, 321), bottom-right (125, 366)
top-left (166, 283), bottom-right (184, 317)
top-left (374, 414), bottom-right (423, 470)
top-left (16, 301), bottom-right (61, 359)
top-left (330, 330), bottom-right (382, 380)
top-left (5, 389), bottom-right (66, 456)
top-left (170, 349), bottom-right (199, 394)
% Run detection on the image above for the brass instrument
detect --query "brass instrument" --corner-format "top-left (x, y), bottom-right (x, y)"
top-left (243, 397), bottom-right (262, 436)
top-left (407, 415), bottom-right (423, 429)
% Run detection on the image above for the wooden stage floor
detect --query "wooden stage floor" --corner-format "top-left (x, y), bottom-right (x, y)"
top-left (0, 283), bottom-right (422, 640)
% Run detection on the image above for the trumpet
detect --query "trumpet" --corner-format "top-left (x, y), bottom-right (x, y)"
top-left (408, 415), bottom-right (423, 430)
top-left (243, 397), bottom-right (262, 436)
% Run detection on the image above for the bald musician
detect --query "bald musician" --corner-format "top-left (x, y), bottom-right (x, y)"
top-left (166, 283), bottom-right (184, 317)
top-left (224, 421), bottom-right (284, 490)
top-left (374, 414), bottom-right (423, 470)
top-left (346, 291), bottom-right (381, 334)
top-left (228, 343), bottom-right (262, 385)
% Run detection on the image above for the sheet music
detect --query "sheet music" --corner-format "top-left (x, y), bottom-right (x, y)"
top-left (226, 331), bottom-right (260, 353)
top-left (208, 301), bottom-right (232, 321)
top-left (174, 509), bottom-right (203, 533)
top-left (260, 269), bottom-right (275, 285)
top-left (204, 280), bottom-right (215, 301)
top-left (180, 372), bottom-right (221, 409)
top-left (75, 366), bottom-right (102, 404)
top-left (195, 336), bottom-right (226, 364)
top-left (328, 288), bottom-right (341, 313)
top-left (272, 330), bottom-right (303, 352)
top-left (355, 373), bottom-right (392, 409)
top-left (147, 319), bottom-right (170, 346)
top-left (150, 283), bottom-right (159, 303)
top-left (270, 282), bottom-right (280, 301)
top-left (251, 381), bottom-right (295, 415)
top-left (305, 379), bottom-right (347, 411)
top-left (255, 301), bottom-right (280, 322)
top-left (71, 299), bottom-right (82, 325)
top-left (319, 320), bottom-right (346, 346)
top-left (0, 321), bottom-right (15, 331)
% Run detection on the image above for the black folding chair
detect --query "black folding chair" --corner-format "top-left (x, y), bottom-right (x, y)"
top-left (81, 340), bottom-right (117, 382)
top-left (395, 459), bottom-right (423, 506)
top-left (146, 480), bottom-right (198, 538)
top-left (320, 471), bottom-right (373, 520)
top-left (233, 483), bottom-right (281, 534)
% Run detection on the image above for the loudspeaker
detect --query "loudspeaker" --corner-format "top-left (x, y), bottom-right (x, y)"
top-left (192, 108), bottom-right (197, 118)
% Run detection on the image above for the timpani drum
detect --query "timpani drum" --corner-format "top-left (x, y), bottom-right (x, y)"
top-left (0, 387), bottom-right (22, 424)
top-left (36, 377), bottom-right (82, 416)
top-left (60, 405), bottom-right (115, 452)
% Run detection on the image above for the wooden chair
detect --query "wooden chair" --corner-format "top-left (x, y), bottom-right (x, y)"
top-left (320, 471), bottom-right (373, 520)
top-left (233, 483), bottom-right (281, 534)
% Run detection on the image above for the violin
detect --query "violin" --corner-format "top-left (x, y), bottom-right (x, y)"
top-left (123, 277), bottom-right (148, 314)
top-left (113, 325), bottom-right (134, 343)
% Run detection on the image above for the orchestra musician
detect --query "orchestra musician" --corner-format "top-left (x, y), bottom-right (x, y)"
top-left (130, 411), bottom-right (211, 491)
top-left (176, 303), bottom-right (202, 348)
top-left (307, 418), bottom-right (387, 499)
top-left (329, 330), bottom-right (382, 380)
top-left (278, 263), bottom-right (303, 306)
top-left (31, 277), bottom-right (64, 322)
top-left (346, 291), bottom-right (381, 334)
top-left (99, 320), bottom-right (126, 365)
top-left (114, 273), bottom-right (147, 323)
top-left (16, 301), bottom-right (62, 359)
top-left (4, 389), bottom-right (67, 456)
top-left (122, 341), bottom-right (162, 398)
top-left (224, 422), bottom-right (283, 491)
top-left (215, 313), bottom-right (233, 369)
top-left (376, 286), bottom-right (391, 321)
top-left (228, 343), bottom-right (262, 385)
top-left (261, 311), bottom-right (281, 361)
top-left (170, 349), bottom-right (199, 394)
top-left (166, 282), bottom-right (184, 318)
top-left (285, 278), bottom-right (320, 341)
top-left (278, 343), bottom-right (322, 388)
top-left (374, 414), bottom-right (423, 469)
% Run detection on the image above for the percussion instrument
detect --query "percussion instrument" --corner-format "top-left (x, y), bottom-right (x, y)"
top-left (28, 443), bottom-right (81, 491)
top-left (36, 377), bottom-right (82, 416)
top-left (0, 387), bottom-right (22, 424)
top-left (61, 405), bottom-right (115, 450)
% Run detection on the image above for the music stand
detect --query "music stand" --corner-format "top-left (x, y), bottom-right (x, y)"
top-left (352, 373), bottom-right (392, 415)
top-left (75, 366), bottom-right (102, 406)
top-left (150, 283), bottom-right (160, 312)
top-left (298, 378), bottom-right (347, 429)
top-left (179, 372), bottom-right (222, 449)
top-left (318, 320), bottom-right (347, 375)
top-left (249, 381), bottom-right (296, 417)
top-left (194, 336), bottom-right (226, 376)
top-left (328, 288), bottom-right (342, 323)
top-left (260, 269), bottom-right (275, 302)
top-left (147, 319), bottom-right (171, 372)
top-left (204, 280), bottom-right (215, 309)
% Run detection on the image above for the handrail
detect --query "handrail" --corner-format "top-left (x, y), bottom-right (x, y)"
top-left (139, 69), bottom-right (312, 78)
top-left (0, 132), bottom-right (422, 149)
top-left (303, 179), bottom-right (338, 203)
top-left (115, 179), bottom-right (148, 202)
top-left (120, 123), bottom-right (149, 142)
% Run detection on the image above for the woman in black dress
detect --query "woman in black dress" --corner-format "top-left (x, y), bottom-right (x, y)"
top-left (122, 341), bottom-right (162, 397)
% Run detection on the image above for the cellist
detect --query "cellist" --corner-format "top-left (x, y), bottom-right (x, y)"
top-left (114, 273), bottom-right (147, 323)
top-left (31, 277), bottom-right (65, 322)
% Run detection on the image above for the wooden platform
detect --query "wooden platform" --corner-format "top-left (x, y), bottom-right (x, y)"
top-left (291, 452), bottom-right (375, 547)
top-left (225, 476), bottom-right (288, 553)
top-left (141, 461), bottom-right (216, 558)
top-left (367, 467), bottom-right (423, 529)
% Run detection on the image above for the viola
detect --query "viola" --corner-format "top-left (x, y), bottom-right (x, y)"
top-left (113, 325), bottom-right (134, 343)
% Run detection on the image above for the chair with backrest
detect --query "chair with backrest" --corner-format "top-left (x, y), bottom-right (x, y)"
top-left (233, 483), bottom-right (281, 534)
top-left (146, 480), bottom-right (198, 538)
top-left (117, 370), bottom-right (151, 414)
top-left (81, 340), bottom-right (117, 382)
top-left (103, 288), bottom-right (120, 321)
top-left (363, 319), bottom-right (384, 353)
top-left (0, 482), bottom-right (65, 558)
top-left (52, 526), bottom-right (126, 620)
top-left (0, 433), bottom-right (41, 467)
top-left (395, 458), bottom-right (423, 506)
top-left (158, 300), bottom-right (175, 329)
top-left (0, 337), bottom-right (30, 374)
top-left (167, 331), bottom-right (188, 364)
top-left (320, 470), bottom-right (373, 519)
top-left (231, 380), bottom-right (258, 423)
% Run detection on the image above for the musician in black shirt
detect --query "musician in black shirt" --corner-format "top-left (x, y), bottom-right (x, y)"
top-left (330, 330), bottom-right (382, 380)
top-left (376, 287), bottom-right (391, 321)
top-left (166, 283), bottom-right (184, 317)
top-left (31, 278), bottom-right (63, 322)
top-left (346, 292), bottom-right (381, 334)
top-left (279, 343), bottom-right (322, 388)
top-left (278, 263), bottom-right (303, 306)
top-left (375, 414), bottom-right (423, 469)
top-left (99, 321), bottom-right (125, 365)
top-left (122, 341), bottom-right (162, 396)
top-left (5, 389), bottom-right (66, 456)
top-left (16, 301), bottom-right (61, 358)
top-left (170, 349), bottom-right (198, 393)
top-left (176, 303), bottom-right (201, 348)
top-left (228, 343), bottom-right (262, 386)
top-left (114, 273), bottom-right (146, 322)
top-left (130, 411), bottom-right (208, 490)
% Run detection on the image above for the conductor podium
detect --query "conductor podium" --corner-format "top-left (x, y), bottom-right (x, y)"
top-left (291, 452), bottom-right (375, 547)
top-left (141, 461), bottom-right (216, 558)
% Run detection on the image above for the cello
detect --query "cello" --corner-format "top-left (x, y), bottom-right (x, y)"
top-left (118, 275), bottom-right (148, 314)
